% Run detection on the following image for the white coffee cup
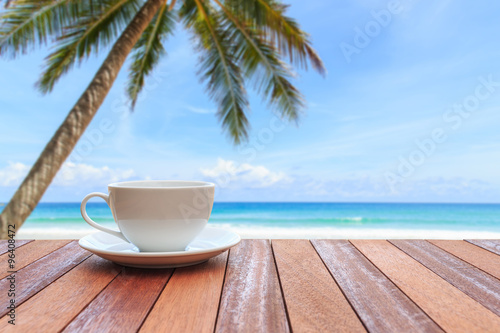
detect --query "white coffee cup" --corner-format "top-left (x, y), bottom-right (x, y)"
top-left (81, 180), bottom-right (215, 252)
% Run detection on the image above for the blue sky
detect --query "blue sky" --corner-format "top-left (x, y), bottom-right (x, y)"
top-left (1, 0), bottom-right (500, 203)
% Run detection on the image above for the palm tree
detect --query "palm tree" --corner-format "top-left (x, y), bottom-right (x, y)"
top-left (0, 0), bottom-right (324, 238)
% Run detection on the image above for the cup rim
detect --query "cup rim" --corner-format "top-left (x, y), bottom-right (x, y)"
top-left (108, 180), bottom-right (215, 189)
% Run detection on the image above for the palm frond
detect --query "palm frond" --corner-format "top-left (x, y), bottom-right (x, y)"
top-left (213, 0), bottom-right (303, 122)
top-left (0, 0), bottom-right (83, 56)
top-left (127, 2), bottom-right (176, 109)
top-left (224, 0), bottom-right (325, 75)
top-left (36, 0), bottom-right (141, 93)
top-left (181, 0), bottom-right (249, 143)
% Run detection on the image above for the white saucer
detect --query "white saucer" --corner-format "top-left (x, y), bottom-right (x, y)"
top-left (78, 227), bottom-right (241, 268)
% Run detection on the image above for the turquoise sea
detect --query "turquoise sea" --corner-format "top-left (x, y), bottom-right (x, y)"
top-left (3, 202), bottom-right (500, 239)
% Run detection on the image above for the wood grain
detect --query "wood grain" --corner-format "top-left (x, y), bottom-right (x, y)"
top-left (429, 240), bottom-right (500, 280)
top-left (2, 239), bottom-right (500, 332)
top-left (0, 240), bottom-right (33, 255)
top-left (0, 241), bottom-right (91, 317)
top-left (0, 240), bottom-right (71, 279)
top-left (312, 239), bottom-right (442, 333)
top-left (390, 240), bottom-right (500, 316)
top-left (0, 255), bottom-right (121, 332)
top-left (63, 267), bottom-right (173, 332)
top-left (351, 240), bottom-right (500, 333)
top-left (466, 239), bottom-right (500, 256)
top-left (140, 252), bottom-right (228, 333)
top-left (272, 240), bottom-right (366, 333)
top-left (215, 240), bottom-right (289, 333)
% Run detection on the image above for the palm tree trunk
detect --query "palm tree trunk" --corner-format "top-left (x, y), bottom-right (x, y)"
top-left (0, 0), bottom-right (165, 239)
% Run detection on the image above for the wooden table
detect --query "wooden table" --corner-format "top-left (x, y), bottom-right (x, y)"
top-left (1, 239), bottom-right (500, 332)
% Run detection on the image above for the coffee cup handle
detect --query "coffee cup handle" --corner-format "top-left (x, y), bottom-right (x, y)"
top-left (81, 192), bottom-right (129, 242)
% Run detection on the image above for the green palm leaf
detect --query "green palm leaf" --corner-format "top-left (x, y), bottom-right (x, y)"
top-left (181, 0), bottom-right (249, 143)
top-left (127, 2), bottom-right (176, 109)
top-left (214, 0), bottom-right (303, 122)
top-left (0, 0), bottom-right (82, 56)
top-left (37, 0), bottom-right (141, 93)
top-left (224, 0), bottom-right (325, 74)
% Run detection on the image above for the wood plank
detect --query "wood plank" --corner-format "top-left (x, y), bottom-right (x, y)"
top-left (215, 240), bottom-right (289, 333)
top-left (466, 239), bottom-right (500, 256)
top-left (0, 240), bottom-right (71, 279)
top-left (0, 240), bottom-right (33, 255)
top-left (0, 255), bottom-right (121, 332)
top-left (311, 240), bottom-right (442, 333)
top-left (390, 240), bottom-right (500, 316)
top-left (0, 241), bottom-right (91, 317)
top-left (351, 240), bottom-right (500, 333)
top-left (429, 240), bottom-right (500, 280)
top-left (272, 240), bottom-right (366, 333)
top-left (63, 267), bottom-right (173, 332)
top-left (140, 252), bottom-right (228, 333)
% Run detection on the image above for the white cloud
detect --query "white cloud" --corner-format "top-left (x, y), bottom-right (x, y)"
top-left (293, 175), bottom-right (500, 202)
top-left (299, 175), bottom-right (388, 198)
top-left (0, 162), bottom-right (30, 186)
top-left (201, 159), bottom-right (292, 188)
top-left (54, 162), bottom-right (135, 186)
top-left (0, 162), bottom-right (135, 187)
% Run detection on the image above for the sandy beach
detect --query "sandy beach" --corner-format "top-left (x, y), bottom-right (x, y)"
top-left (16, 225), bottom-right (500, 240)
